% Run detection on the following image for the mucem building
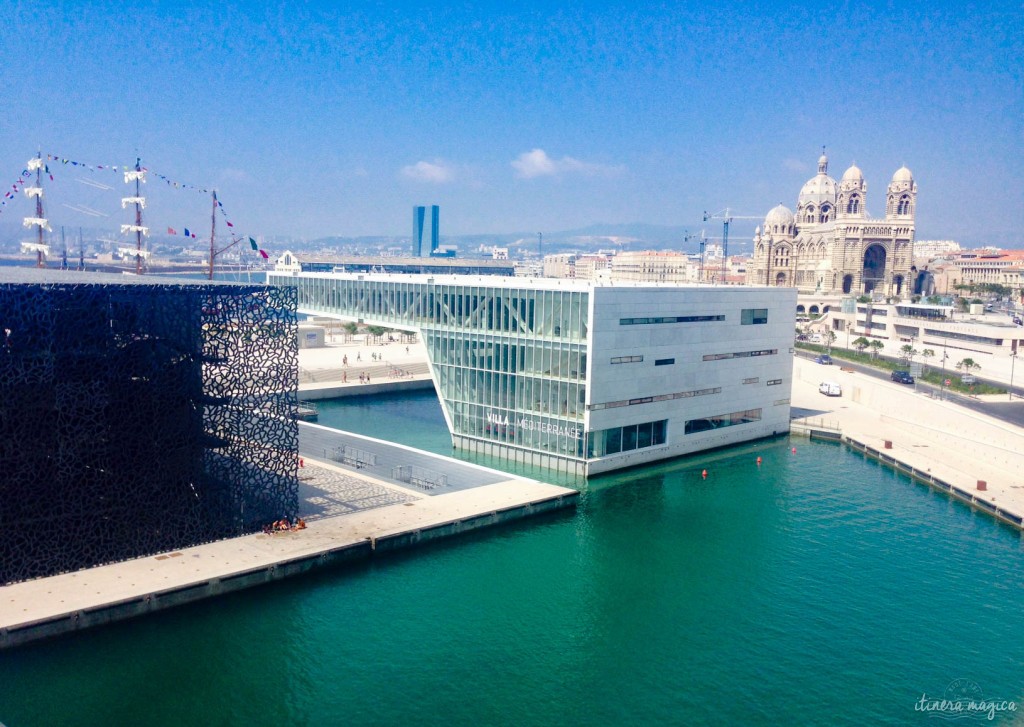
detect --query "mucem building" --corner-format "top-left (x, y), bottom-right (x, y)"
top-left (0, 269), bottom-right (298, 584)
top-left (269, 271), bottom-right (796, 476)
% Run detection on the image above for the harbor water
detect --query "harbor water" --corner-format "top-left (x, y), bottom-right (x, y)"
top-left (1, 391), bottom-right (1023, 725)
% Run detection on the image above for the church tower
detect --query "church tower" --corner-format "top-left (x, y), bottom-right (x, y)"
top-left (885, 166), bottom-right (917, 219)
top-left (837, 164), bottom-right (867, 218)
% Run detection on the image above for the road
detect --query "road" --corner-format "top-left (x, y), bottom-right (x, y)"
top-left (796, 351), bottom-right (1024, 428)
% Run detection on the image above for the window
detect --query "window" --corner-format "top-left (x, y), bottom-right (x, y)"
top-left (655, 358), bottom-right (675, 366)
top-left (611, 355), bottom-right (643, 364)
top-left (702, 349), bottom-right (778, 361)
top-left (743, 377), bottom-right (759, 384)
top-left (741, 308), bottom-right (768, 325)
top-left (589, 386), bottom-right (720, 411)
top-left (767, 379), bottom-right (783, 386)
top-left (587, 419), bottom-right (668, 457)
top-left (620, 315), bottom-right (724, 325)
top-left (684, 408), bottom-right (762, 435)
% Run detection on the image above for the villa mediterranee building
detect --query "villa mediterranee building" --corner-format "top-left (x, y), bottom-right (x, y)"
top-left (269, 272), bottom-right (796, 477)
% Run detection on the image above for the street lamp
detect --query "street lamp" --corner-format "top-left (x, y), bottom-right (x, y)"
top-left (1011, 350), bottom-right (1018, 402)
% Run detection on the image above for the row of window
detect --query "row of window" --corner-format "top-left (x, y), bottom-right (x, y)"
top-left (612, 348), bottom-right (779, 365)
top-left (684, 408), bottom-right (762, 435)
top-left (702, 349), bottom-right (778, 361)
top-left (923, 329), bottom-right (1005, 346)
top-left (587, 419), bottom-right (668, 457)
top-left (620, 315), bottom-right (725, 325)
top-left (589, 386), bottom-right (721, 412)
top-left (618, 308), bottom-right (770, 327)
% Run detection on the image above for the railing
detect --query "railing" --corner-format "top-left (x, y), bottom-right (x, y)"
top-left (330, 445), bottom-right (378, 469)
top-left (392, 465), bottom-right (448, 490)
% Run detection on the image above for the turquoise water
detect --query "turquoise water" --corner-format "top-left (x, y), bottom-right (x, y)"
top-left (2, 392), bottom-right (1023, 725)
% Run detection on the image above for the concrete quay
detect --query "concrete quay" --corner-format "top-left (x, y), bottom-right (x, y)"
top-left (0, 456), bottom-right (577, 650)
top-left (791, 358), bottom-right (1024, 529)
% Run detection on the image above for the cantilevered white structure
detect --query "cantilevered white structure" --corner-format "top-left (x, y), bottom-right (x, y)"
top-left (269, 272), bottom-right (797, 476)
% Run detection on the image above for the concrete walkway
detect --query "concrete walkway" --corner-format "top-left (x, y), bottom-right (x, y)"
top-left (792, 358), bottom-right (1024, 522)
top-left (0, 451), bottom-right (577, 648)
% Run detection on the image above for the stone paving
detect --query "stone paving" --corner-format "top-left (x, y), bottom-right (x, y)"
top-left (298, 464), bottom-right (417, 520)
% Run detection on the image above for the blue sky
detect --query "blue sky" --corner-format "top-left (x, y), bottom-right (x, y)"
top-left (1, 2), bottom-right (1021, 245)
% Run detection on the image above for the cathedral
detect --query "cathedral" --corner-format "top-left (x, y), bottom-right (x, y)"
top-left (748, 152), bottom-right (917, 298)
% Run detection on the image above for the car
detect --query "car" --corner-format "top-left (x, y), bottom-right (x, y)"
top-left (815, 354), bottom-right (833, 365)
top-left (891, 370), bottom-right (915, 384)
top-left (819, 381), bottom-right (842, 396)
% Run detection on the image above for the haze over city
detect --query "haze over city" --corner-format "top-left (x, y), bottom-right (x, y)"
top-left (1, 2), bottom-right (1021, 245)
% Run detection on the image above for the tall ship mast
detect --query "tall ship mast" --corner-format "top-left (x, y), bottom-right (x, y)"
top-left (21, 152), bottom-right (50, 267)
top-left (120, 158), bottom-right (150, 274)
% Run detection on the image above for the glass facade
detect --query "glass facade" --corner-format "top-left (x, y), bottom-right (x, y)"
top-left (587, 419), bottom-right (667, 457)
top-left (283, 275), bottom-right (589, 461)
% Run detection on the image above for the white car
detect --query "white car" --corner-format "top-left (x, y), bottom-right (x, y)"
top-left (819, 381), bottom-right (842, 397)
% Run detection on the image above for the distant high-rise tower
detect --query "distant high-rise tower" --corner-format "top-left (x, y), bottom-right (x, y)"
top-left (430, 205), bottom-right (440, 256)
top-left (412, 206), bottom-right (426, 257)
top-left (413, 204), bottom-right (440, 257)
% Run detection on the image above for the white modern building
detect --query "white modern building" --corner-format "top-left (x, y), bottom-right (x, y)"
top-left (268, 272), bottom-right (796, 476)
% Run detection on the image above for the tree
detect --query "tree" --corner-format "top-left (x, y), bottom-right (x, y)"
top-left (342, 321), bottom-right (358, 335)
top-left (852, 336), bottom-right (870, 353)
top-left (899, 344), bottom-right (919, 364)
top-left (824, 329), bottom-right (837, 353)
top-left (921, 349), bottom-right (935, 373)
top-left (868, 340), bottom-right (884, 359)
top-left (857, 295), bottom-right (872, 303)
top-left (956, 358), bottom-right (981, 374)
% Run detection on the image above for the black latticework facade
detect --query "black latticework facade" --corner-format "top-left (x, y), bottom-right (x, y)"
top-left (0, 270), bottom-right (298, 584)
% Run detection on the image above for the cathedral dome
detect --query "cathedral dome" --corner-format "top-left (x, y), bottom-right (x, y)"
top-left (799, 174), bottom-right (837, 200)
top-left (765, 204), bottom-right (795, 229)
top-left (841, 164), bottom-right (863, 182)
top-left (891, 166), bottom-right (913, 183)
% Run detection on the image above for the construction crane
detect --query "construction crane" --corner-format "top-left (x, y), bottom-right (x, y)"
top-left (703, 208), bottom-right (762, 284)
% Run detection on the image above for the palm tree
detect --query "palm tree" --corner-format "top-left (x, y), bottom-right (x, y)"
top-left (956, 358), bottom-right (981, 374)
top-left (868, 340), bottom-right (884, 359)
top-left (852, 336), bottom-right (870, 353)
top-left (921, 349), bottom-right (935, 373)
top-left (899, 344), bottom-right (919, 364)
